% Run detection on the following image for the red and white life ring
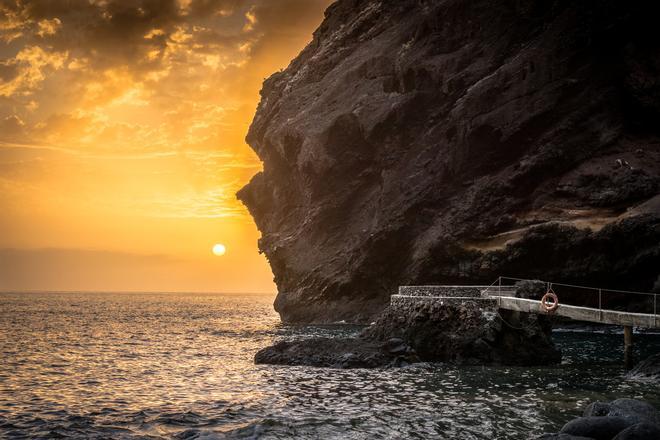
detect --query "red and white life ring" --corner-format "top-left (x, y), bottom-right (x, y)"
top-left (540, 291), bottom-right (559, 313)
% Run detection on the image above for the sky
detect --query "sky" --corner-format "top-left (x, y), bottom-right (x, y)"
top-left (0, 0), bottom-right (333, 293)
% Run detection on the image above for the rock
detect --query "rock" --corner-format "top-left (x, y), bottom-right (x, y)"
top-left (626, 353), bottom-right (660, 381)
top-left (515, 280), bottom-right (547, 300)
top-left (254, 337), bottom-right (418, 369)
top-left (383, 337), bottom-right (408, 354)
top-left (255, 301), bottom-right (559, 368)
top-left (584, 399), bottom-right (660, 425)
top-left (583, 402), bottom-right (614, 418)
top-left (607, 399), bottom-right (660, 426)
top-left (534, 434), bottom-right (595, 440)
top-left (363, 301), bottom-right (560, 366)
top-left (559, 416), bottom-right (632, 440)
top-left (612, 422), bottom-right (660, 440)
top-left (539, 399), bottom-right (660, 440)
top-left (237, 0), bottom-right (660, 323)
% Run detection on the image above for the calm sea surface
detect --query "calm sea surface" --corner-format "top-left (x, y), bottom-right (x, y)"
top-left (1, 292), bottom-right (660, 439)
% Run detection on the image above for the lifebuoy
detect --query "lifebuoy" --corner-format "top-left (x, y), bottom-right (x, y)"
top-left (540, 291), bottom-right (559, 313)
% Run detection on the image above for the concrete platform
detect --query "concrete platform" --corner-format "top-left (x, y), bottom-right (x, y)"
top-left (491, 295), bottom-right (660, 328)
top-left (395, 284), bottom-right (659, 329)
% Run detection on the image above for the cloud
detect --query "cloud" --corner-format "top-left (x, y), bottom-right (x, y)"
top-left (0, 0), bottom-right (334, 184)
top-left (0, 45), bottom-right (68, 97)
top-left (0, 1), bottom-right (331, 295)
top-left (36, 17), bottom-right (61, 37)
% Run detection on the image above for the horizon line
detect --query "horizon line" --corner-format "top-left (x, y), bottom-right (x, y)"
top-left (0, 289), bottom-right (277, 295)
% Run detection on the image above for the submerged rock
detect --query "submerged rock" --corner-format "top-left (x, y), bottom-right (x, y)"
top-left (536, 399), bottom-right (660, 440)
top-left (625, 353), bottom-right (660, 381)
top-left (238, 0), bottom-right (660, 324)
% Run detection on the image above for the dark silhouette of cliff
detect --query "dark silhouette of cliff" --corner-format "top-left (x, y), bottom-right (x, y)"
top-left (239, 0), bottom-right (660, 323)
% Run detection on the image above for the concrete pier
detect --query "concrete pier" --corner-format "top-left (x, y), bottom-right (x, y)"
top-left (395, 281), bottom-right (660, 367)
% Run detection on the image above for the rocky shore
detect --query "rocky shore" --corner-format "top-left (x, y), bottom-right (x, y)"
top-left (534, 399), bottom-right (660, 440)
top-left (255, 299), bottom-right (560, 368)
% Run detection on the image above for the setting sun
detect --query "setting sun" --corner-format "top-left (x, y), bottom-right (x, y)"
top-left (212, 244), bottom-right (227, 256)
top-left (0, 0), bottom-right (334, 294)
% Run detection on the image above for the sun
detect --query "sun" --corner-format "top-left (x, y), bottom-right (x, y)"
top-left (212, 243), bottom-right (226, 256)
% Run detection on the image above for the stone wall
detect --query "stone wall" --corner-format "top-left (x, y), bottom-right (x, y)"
top-left (390, 294), bottom-right (498, 312)
top-left (397, 285), bottom-right (491, 297)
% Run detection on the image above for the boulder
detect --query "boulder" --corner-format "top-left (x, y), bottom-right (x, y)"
top-left (612, 422), bottom-right (660, 440)
top-left (583, 399), bottom-right (660, 426)
top-left (537, 399), bottom-right (660, 440)
top-left (254, 337), bottom-right (418, 369)
top-left (535, 434), bottom-right (595, 440)
top-left (583, 402), bottom-right (613, 418)
top-left (608, 399), bottom-right (660, 426)
top-left (559, 416), bottom-right (632, 440)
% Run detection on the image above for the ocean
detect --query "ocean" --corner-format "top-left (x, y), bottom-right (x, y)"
top-left (1, 292), bottom-right (659, 439)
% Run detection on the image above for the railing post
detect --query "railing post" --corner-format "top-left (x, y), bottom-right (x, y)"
top-left (498, 276), bottom-right (502, 296)
top-left (599, 289), bottom-right (602, 322)
top-left (654, 294), bottom-right (657, 328)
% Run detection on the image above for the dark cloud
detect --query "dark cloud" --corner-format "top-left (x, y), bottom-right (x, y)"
top-left (3, 0), bottom-right (232, 71)
top-left (1, 0), bottom-right (335, 91)
top-left (187, 0), bottom-right (244, 18)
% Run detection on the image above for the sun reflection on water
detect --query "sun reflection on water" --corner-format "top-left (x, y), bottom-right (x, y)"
top-left (1, 292), bottom-right (659, 439)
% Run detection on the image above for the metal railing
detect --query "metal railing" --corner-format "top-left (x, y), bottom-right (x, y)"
top-left (483, 276), bottom-right (659, 325)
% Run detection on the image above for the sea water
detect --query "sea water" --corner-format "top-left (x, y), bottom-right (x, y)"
top-left (1, 292), bottom-right (659, 439)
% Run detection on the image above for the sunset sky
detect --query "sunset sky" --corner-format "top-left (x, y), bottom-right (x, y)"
top-left (0, 0), bottom-right (333, 293)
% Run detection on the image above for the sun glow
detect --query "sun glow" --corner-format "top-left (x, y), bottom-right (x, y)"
top-left (0, 0), bottom-right (333, 293)
top-left (212, 243), bottom-right (227, 256)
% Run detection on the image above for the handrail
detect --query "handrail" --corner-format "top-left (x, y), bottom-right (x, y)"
top-left (487, 276), bottom-right (659, 318)
top-left (498, 276), bottom-right (656, 297)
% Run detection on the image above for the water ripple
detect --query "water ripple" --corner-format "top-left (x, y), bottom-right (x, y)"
top-left (1, 292), bottom-right (659, 439)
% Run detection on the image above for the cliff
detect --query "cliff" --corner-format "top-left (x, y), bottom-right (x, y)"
top-left (238, 0), bottom-right (660, 323)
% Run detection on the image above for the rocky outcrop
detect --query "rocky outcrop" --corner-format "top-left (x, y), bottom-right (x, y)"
top-left (254, 337), bottom-right (419, 369)
top-left (364, 300), bottom-right (560, 365)
top-left (255, 301), bottom-right (560, 368)
top-left (238, 0), bottom-right (660, 323)
top-left (535, 399), bottom-right (660, 440)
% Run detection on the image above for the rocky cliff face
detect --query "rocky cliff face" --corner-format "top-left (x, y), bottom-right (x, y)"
top-left (238, 0), bottom-right (660, 323)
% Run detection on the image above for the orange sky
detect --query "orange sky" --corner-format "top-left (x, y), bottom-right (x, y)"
top-left (0, 0), bottom-right (334, 293)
